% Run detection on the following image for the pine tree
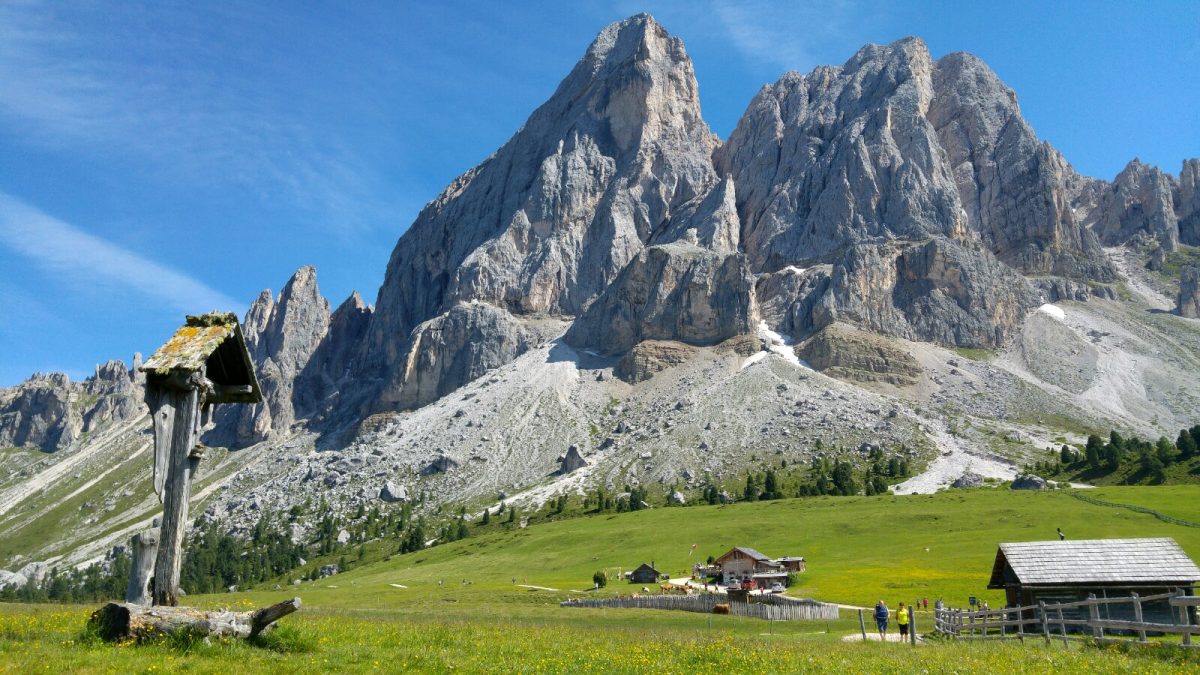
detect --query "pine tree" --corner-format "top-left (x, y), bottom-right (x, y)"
top-left (481, 508), bottom-right (491, 525)
top-left (1156, 437), bottom-right (1177, 465)
top-left (763, 469), bottom-right (779, 500)
top-left (1178, 429), bottom-right (1199, 460)
top-left (1086, 435), bottom-right (1104, 469)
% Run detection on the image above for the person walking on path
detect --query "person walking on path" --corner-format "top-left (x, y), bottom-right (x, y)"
top-left (897, 602), bottom-right (910, 639)
top-left (874, 600), bottom-right (890, 638)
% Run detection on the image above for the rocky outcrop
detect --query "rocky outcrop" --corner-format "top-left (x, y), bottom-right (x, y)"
top-left (1089, 159), bottom-right (1180, 251)
top-left (1178, 159), bottom-right (1200, 246)
top-left (951, 472), bottom-right (984, 489)
top-left (393, 302), bottom-right (533, 410)
top-left (1010, 474), bottom-right (1048, 491)
top-left (0, 360), bottom-right (144, 452)
top-left (714, 37), bottom-right (1066, 349)
top-left (380, 481), bottom-right (408, 503)
top-left (614, 340), bottom-right (698, 383)
top-left (719, 38), bottom-right (970, 270)
top-left (929, 52), bottom-right (1112, 280)
top-left (360, 14), bottom-right (719, 412)
top-left (0, 373), bottom-right (79, 451)
top-left (796, 323), bottom-right (923, 387)
top-left (1180, 265), bottom-right (1200, 319)
top-left (809, 239), bottom-right (1037, 348)
top-left (225, 267), bottom-right (331, 445)
top-left (295, 291), bottom-right (374, 424)
top-left (559, 445), bottom-right (587, 474)
top-left (566, 242), bottom-right (754, 355)
top-left (421, 454), bottom-right (459, 476)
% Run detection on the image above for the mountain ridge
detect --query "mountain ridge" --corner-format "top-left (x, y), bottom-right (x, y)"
top-left (2, 15), bottom-right (1199, 575)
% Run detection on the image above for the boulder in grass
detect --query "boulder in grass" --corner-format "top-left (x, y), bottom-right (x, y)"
top-left (380, 481), bottom-right (408, 502)
top-left (951, 472), bottom-right (984, 489)
top-left (1010, 475), bottom-right (1048, 491)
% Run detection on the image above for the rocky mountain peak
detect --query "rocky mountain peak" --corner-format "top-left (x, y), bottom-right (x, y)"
top-left (222, 266), bottom-right (332, 445)
top-left (359, 15), bottom-right (719, 412)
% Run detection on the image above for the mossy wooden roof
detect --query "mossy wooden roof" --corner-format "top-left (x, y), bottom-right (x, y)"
top-left (140, 312), bottom-right (262, 404)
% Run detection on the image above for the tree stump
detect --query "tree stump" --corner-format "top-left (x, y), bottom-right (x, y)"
top-left (89, 597), bottom-right (301, 642)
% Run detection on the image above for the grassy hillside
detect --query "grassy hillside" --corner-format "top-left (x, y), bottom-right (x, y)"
top-left (4, 486), bottom-right (1200, 672)
top-left (259, 486), bottom-right (1200, 611)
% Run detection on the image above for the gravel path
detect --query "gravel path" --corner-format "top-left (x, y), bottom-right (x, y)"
top-left (891, 419), bottom-right (1016, 495)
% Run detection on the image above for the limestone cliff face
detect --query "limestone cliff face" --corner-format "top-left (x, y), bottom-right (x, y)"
top-left (716, 38), bottom-right (1044, 346)
top-left (929, 52), bottom-right (1112, 280)
top-left (1089, 159), bottom-right (1180, 251)
top-left (359, 14), bottom-right (719, 411)
top-left (294, 292), bottom-right (373, 425)
top-left (1174, 159), bottom-right (1200, 247)
top-left (718, 38), bottom-right (971, 270)
top-left (0, 361), bottom-right (144, 453)
top-left (1181, 265), bottom-right (1200, 319)
top-left (566, 241), bottom-right (755, 355)
top-left (227, 266), bottom-right (331, 445)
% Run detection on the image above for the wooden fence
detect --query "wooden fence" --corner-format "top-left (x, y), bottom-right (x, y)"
top-left (1069, 493), bottom-right (1200, 528)
top-left (561, 593), bottom-right (840, 621)
top-left (934, 589), bottom-right (1198, 648)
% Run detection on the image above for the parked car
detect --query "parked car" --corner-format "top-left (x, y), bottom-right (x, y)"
top-left (726, 581), bottom-right (741, 591)
top-left (769, 583), bottom-right (785, 593)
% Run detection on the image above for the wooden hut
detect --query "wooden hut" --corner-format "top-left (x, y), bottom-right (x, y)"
top-left (629, 563), bottom-right (663, 584)
top-left (714, 547), bottom-right (778, 586)
top-left (987, 538), bottom-right (1200, 624)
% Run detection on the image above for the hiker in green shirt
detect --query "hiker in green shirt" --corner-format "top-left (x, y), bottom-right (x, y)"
top-left (897, 601), bottom-right (910, 639)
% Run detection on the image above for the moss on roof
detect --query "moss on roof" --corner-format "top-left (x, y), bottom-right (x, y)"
top-left (141, 313), bottom-right (240, 374)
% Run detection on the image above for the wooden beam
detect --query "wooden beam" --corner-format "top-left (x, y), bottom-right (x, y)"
top-left (124, 527), bottom-right (159, 606)
top-left (152, 383), bottom-right (200, 606)
top-left (89, 597), bottom-right (301, 642)
top-left (250, 597), bottom-right (302, 637)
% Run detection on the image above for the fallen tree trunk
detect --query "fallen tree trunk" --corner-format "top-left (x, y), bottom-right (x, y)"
top-left (90, 597), bottom-right (301, 642)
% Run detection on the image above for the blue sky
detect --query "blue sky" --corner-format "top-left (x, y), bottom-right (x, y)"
top-left (1, 0), bottom-right (1197, 386)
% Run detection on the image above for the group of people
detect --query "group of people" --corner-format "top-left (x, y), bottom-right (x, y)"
top-left (873, 598), bottom-right (935, 640)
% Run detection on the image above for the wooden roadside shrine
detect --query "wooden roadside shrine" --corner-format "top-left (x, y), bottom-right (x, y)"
top-left (90, 312), bottom-right (301, 641)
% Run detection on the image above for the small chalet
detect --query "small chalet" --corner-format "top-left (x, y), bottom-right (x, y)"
top-left (628, 563), bottom-right (663, 584)
top-left (713, 547), bottom-right (805, 586)
top-left (988, 538), bottom-right (1200, 624)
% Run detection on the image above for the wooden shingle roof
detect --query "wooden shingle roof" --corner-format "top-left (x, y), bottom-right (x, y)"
top-left (988, 538), bottom-right (1200, 588)
top-left (715, 547), bottom-right (772, 564)
top-left (141, 312), bottom-right (262, 404)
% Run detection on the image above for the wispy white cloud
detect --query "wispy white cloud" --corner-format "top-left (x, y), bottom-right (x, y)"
top-left (0, 1), bottom-right (380, 230)
top-left (0, 192), bottom-right (240, 314)
top-left (711, 0), bottom-right (877, 72)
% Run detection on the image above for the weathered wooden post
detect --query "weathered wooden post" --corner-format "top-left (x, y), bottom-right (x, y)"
top-left (89, 313), bottom-right (299, 641)
top-left (1177, 589), bottom-right (1193, 647)
top-left (1131, 592), bottom-right (1147, 643)
top-left (1039, 601), bottom-right (1050, 644)
top-left (139, 313), bottom-right (261, 606)
top-left (858, 608), bottom-right (867, 640)
top-left (1087, 593), bottom-right (1103, 639)
top-left (124, 524), bottom-right (160, 605)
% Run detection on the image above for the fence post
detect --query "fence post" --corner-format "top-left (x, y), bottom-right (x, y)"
top-left (1178, 589), bottom-right (1193, 647)
top-left (859, 608), bottom-right (867, 641)
top-left (1015, 606), bottom-right (1023, 641)
top-left (909, 605), bottom-right (916, 645)
top-left (1131, 592), bottom-right (1147, 643)
top-left (1087, 594), bottom-right (1103, 639)
top-left (1056, 607), bottom-right (1068, 646)
top-left (1039, 601), bottom-right (1050, 644)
